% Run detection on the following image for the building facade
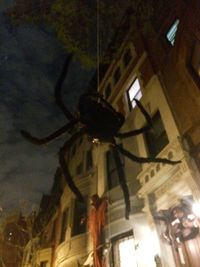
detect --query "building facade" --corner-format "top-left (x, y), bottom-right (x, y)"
top-left (22, 1), bottom-right (200, 267)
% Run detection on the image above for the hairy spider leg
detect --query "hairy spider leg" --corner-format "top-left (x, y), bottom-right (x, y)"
top-left (20, 120), bottom-right (77, 145)
top-left (116, 98), bottom-right (152, 138)
top-left (54, 53), bottom-right (75, 121)
top-left (115, 145), bottom-right (181, 165)
top-left (59, 127), bottom-right (86, 202)
top-left (112, 146), bottom-right (130, 219)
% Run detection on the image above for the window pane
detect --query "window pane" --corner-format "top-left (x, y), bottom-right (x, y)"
top-left (144, 111), bottom-right (169, 157)
top-left (131, 90), bottom-right (142, 109)
top-left (106, 149), bottom-right (124, 190)
top-left (119, 238), bottom-right (137, 267)
top-left (166, 19), bottom-right (179, 46)
top-left (72, 199), bottom-right (87, 236)
top-left (111, 231), bottom-right (137, 267)
top-left (127, 78), bottom-right (142, 110)
top-left (128, 79), bottom-right (140, 101)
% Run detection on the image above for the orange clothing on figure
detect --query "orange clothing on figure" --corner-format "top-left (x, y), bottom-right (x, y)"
top-left (88, 194), bottom-right (109, 267)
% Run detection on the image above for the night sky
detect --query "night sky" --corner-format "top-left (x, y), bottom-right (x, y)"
top-left (0, 1), bottom-right (93, 216)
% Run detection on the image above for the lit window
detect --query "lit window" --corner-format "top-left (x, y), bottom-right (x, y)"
top-left (119, 238), bottom-right (137, 267)
top-left (112, 231), bottom-right (137, 267)
top-left (166, 19), bottom-right (179, 46)
top-left (127, 78), bottom-right (142, 110)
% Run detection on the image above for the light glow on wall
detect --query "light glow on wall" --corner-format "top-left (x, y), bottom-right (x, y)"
top-left (119, 238), bottom-right (137, 267)
top-left (192, 202), bottom-right (200, 217)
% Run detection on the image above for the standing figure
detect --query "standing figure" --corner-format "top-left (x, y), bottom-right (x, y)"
top-left (88, 194), bottom-right (109, 267)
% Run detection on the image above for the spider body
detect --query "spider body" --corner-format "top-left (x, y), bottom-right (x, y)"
top-left (21, 54), bottom-right (181, 219)
top-left (78, 94), bottom-right (124, 143)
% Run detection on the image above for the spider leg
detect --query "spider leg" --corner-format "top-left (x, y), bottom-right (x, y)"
top-left (55, 53), bottom-right (76, 121)
top-left (111, 146), bottom-right (130, 219)
top-left (59, 127), bottom-right (86, 202)
top-left (116, 126), bottom-right (151, 138)
top-left (20, 120), bottom-right (77, 145)
top-left (115, 145), bottom-right (181, 165)
top-left (116, 98), bottom-right (152, 138)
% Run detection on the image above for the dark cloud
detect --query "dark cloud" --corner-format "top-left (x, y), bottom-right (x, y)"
top-left (0, 12), bottom-right (93, 216)
top-left (0, 1), bottom-right (14, 12)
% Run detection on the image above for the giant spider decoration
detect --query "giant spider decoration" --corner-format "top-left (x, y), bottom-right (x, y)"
top-left (21, 54), bottom-right (181, 219)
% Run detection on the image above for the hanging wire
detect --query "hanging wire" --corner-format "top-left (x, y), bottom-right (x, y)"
top-left (96, 0), bottom-right (100, 93)
top-left (96, 0), bottom-right (112, 258)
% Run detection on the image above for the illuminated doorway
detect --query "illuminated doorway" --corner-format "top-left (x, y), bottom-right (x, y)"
top-left (111, 230), bottom-right (137, 267)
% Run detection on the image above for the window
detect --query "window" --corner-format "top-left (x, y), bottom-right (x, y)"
top-left (76, 161), bottom-right (83, 175)
top-left (127, 78), bottom-right (142, 110)
top-left (191, 40), bottom-right (200, 78)
top-left (123, 48), bottom-right (132, 67)
top-left (111, 231), bottom-right (137, 267)
top-left (106, 148), bottom-right (124, 190)
top-left (114, 67), bottom-right (121, 84)
top-left (144, 111), bottom-right (169, 157)
top-left (86, 149), bottom-right (93, 171)
top-left (105, 83), bottom-right (112, 99)
top-left (40, 261), bottom-right (48, 267)
top-left (72, 199), bottom-right (87, 236)
top-left (166, 19), bottom-right (179, 46)
top-left (60, 208), bottom-right (68, 243)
